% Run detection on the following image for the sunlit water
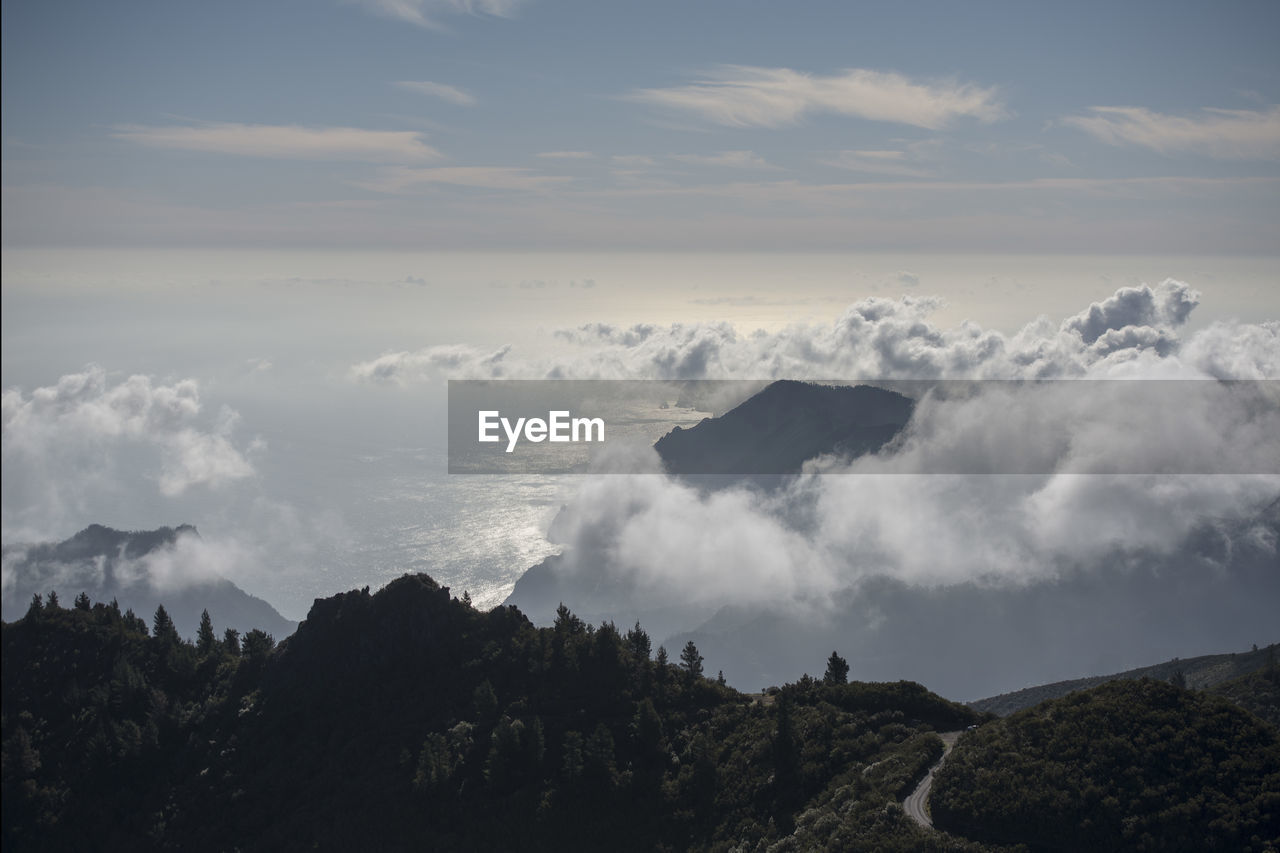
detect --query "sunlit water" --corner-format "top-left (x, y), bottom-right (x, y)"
top-left (260, 399), bottom-right (712, 621)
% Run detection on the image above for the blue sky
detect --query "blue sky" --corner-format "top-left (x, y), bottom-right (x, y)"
top-left (3, 0), bottom-right (1279, 249)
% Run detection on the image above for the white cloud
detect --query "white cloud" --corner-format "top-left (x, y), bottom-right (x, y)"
top-left (670, 150), bottom-right (774, 169)
top-left (2, 367), bottom-right (258, 536)
top-left (113, 122), bottom-right (442, 162)
top-left (349, 344), bottom-right (513, 384)
top-left (394, 80), bottom-right (476, 105)
top-left (629, 65), bottom-right (1006, 129)
top-left (507, 285), bottom-right (1279, 630)
top-left (1061, 279), bottom-right (1199, 344)
top-left (354, 166), bottom-right (571, 193)
top-left (349, 0), bottom-right (523, 28)
top-left (1063, 105), bottom-right (1280, 160)
top-left (551, 280), bottom-right (1224, 381)
top-left (354, 279), bottom-right (1277, 386)
top-left (536, 150), bottom-right (595, 160)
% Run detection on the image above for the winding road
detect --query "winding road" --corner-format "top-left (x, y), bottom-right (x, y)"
top-left (903, 731), bottom-right (962, 829)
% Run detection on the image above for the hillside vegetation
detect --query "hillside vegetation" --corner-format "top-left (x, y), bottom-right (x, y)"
top-left (1213, 665), bottom-right (1280, 729)
top-left (3, 574), bottom-right (992, 852)
top-left (932, 679), bottom-right (1280, 852)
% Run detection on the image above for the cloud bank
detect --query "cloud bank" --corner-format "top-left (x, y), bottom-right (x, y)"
top-left (354, 278), bottom-right (1277, 385)
top-left (360, 280), bottom-right (1279, 650)
top-left (2, 366), bottom-right (260, 538)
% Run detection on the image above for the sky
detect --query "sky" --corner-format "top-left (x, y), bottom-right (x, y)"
top-left (3, 0), bottom-right (1279, 691)
top-left (3, 0), bottom-right (1279, 251)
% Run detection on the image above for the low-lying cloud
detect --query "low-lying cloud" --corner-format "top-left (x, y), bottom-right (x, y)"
top-left (353, 278), bottom-right (1277, 384)
top-left (2, 366), bottom-right (260, 539)
top-left (360, 279), bottom-right (1280, 638)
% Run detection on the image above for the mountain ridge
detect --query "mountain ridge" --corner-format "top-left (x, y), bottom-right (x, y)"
top-left (969, 641), bottom-right (1280, 717)
top-left (2, 524), bottom-right (296, 641)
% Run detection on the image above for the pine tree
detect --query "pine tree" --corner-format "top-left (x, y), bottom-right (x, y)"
top-left (554, 603), bottom-right (584, 635)
top-left (152, 604), bottom-right (178, 646)
top-left (680, 640), bottom-right (704, 678)
top-left (223, 627), bottom-right (241, 656)
top-left (823, 651), bottom-right (850, 685)
top-left (25, 593), bottom-right (43, 620)
top-left (241, 629), bottom-right (274, 659)
top-left (124, 607), bottom-right (146, 635)
top-left (625, 621), bottom-right (652, 661)
top-left (74, 592), bottom-right (92, 611)
top-left (196, 609), bottom-right (217, 656)
top-left (653, 645), bottom-right (670, 687)
top-left (46, 590), bottom-right (60, 609)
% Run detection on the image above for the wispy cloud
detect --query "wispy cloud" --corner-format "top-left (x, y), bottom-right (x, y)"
top-left (394, 80), bottom-right (476, 105)
top-left (355, 165), bottom-right (571, 193)
top-left (670, 150), bottom-right (774, 169)
top-left (348, 0), bottom-right (522, 29)
top-left (113, 122), bottom-right (442, 162)
top-left (611, 155), bottom-right (658, 168)
top-left (1063, 105), bottom-right (1280, 160)
top-left (537, 150), bottom-right (595, 160)
top-left (584, 175), bottom-right (1278, 204)
top-left (629, 66), bottom-right (1006, 129)
top-left (821, 149), bottom-right (931, 178)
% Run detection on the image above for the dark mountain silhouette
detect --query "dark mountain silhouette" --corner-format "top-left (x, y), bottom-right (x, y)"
top-left (654, 379), bottom-right (913, 477)
top-left (1, 524), bottom-right (295, 641)
top-left (2, 574), bottom-right (988, 852)
top-left (7, 573), bottom-right (1276, 851)
top-left (968, 642), bottom-right (1280, 717)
